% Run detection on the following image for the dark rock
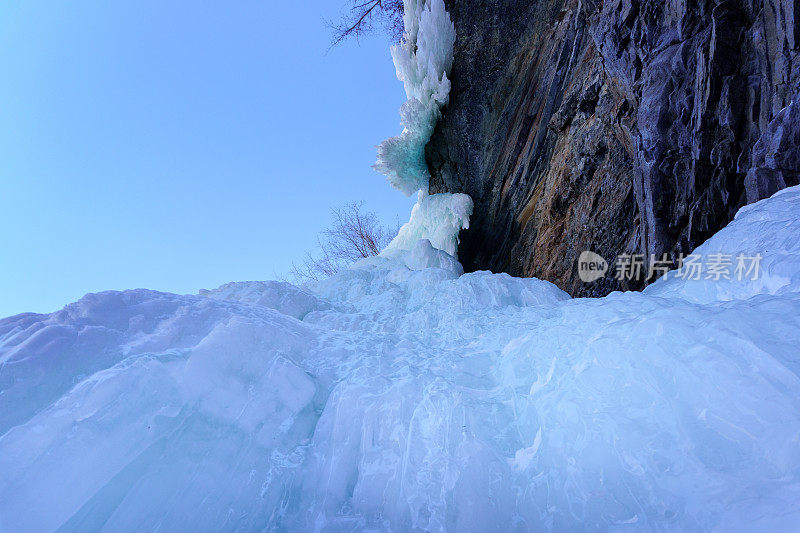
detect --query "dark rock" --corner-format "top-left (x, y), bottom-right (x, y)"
top-left (428, 0), bottom-right (799, 296)
top-left (745, 92), bottom-right (800, 201)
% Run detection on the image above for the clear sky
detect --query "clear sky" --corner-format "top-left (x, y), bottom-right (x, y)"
top-left (0, 0), bottom-right (414, 317)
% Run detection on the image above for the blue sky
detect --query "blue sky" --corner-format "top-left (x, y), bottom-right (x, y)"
top-left (0, 0), bottom-right (413, 317)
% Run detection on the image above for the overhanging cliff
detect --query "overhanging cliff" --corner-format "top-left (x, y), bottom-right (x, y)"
top-left (427, 0), bottom-right (799, 296)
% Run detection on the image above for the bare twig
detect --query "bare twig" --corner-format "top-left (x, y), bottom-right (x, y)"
top-left (328, 0), bottom-right (405, 46)
top-left (291, 202), bottom-right (400, 283)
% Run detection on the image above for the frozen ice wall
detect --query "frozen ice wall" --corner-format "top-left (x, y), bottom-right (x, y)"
top-left (374, 0), bottom-right (471, 263)
top-left (374, 0), bottom-right (456, 197)
top-left (2, 187), bottom-right (800, 530)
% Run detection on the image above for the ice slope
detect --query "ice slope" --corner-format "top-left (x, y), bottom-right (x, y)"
top-left (2, 187), bottom-right (800, 531)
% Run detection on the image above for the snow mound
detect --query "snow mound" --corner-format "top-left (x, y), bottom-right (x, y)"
top-left (374, 0), bottom-right (456, 196)
top-left (199, 280), bottom-right (330, 319)
top-left (646, 185), bottom-right (800, 303)
top-left (2, 187), bottom-right (800, 530)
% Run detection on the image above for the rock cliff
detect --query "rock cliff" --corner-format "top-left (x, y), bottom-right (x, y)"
top-left (427, 0), bottom-right (799, 296)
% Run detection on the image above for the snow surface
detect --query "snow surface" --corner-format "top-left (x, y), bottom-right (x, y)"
top-left (2, 187), bottom-right (800, 531)
top-left (374, 0), bottom-right (455, 196)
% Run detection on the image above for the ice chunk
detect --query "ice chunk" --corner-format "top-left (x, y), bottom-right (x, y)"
top-left (383, 191), bottom-right (473, 258)
top-left (403, 238), bottom-right (463, 273)
top-left (0, 289), bottom-right (317, 532)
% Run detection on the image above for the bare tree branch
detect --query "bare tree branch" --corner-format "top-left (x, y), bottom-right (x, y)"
top-left (291, 202), bottom-right (399, 283)
top-left (328, 0), bottom-right (405, 46)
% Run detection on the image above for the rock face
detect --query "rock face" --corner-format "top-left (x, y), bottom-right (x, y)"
top-left (427, 0), bottom-right (799, 296)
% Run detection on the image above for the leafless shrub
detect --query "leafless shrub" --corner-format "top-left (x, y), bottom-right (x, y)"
top-left (328, 0), bottom-right (405, 46)
top-left (291, 202), bottom-right (399, 282)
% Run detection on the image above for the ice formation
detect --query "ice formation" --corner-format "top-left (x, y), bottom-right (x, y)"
top-left (383, 191), bottom-right (473, 257)
top-left (374, 0), bottom-right (456, 196)
top-left (375, 0), bottom-right (470, 264)
top-left (3, 186), bottom-right (800, 530)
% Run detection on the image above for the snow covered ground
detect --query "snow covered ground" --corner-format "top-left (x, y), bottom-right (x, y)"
top-left (2, 186), bottom-right (800, 531)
